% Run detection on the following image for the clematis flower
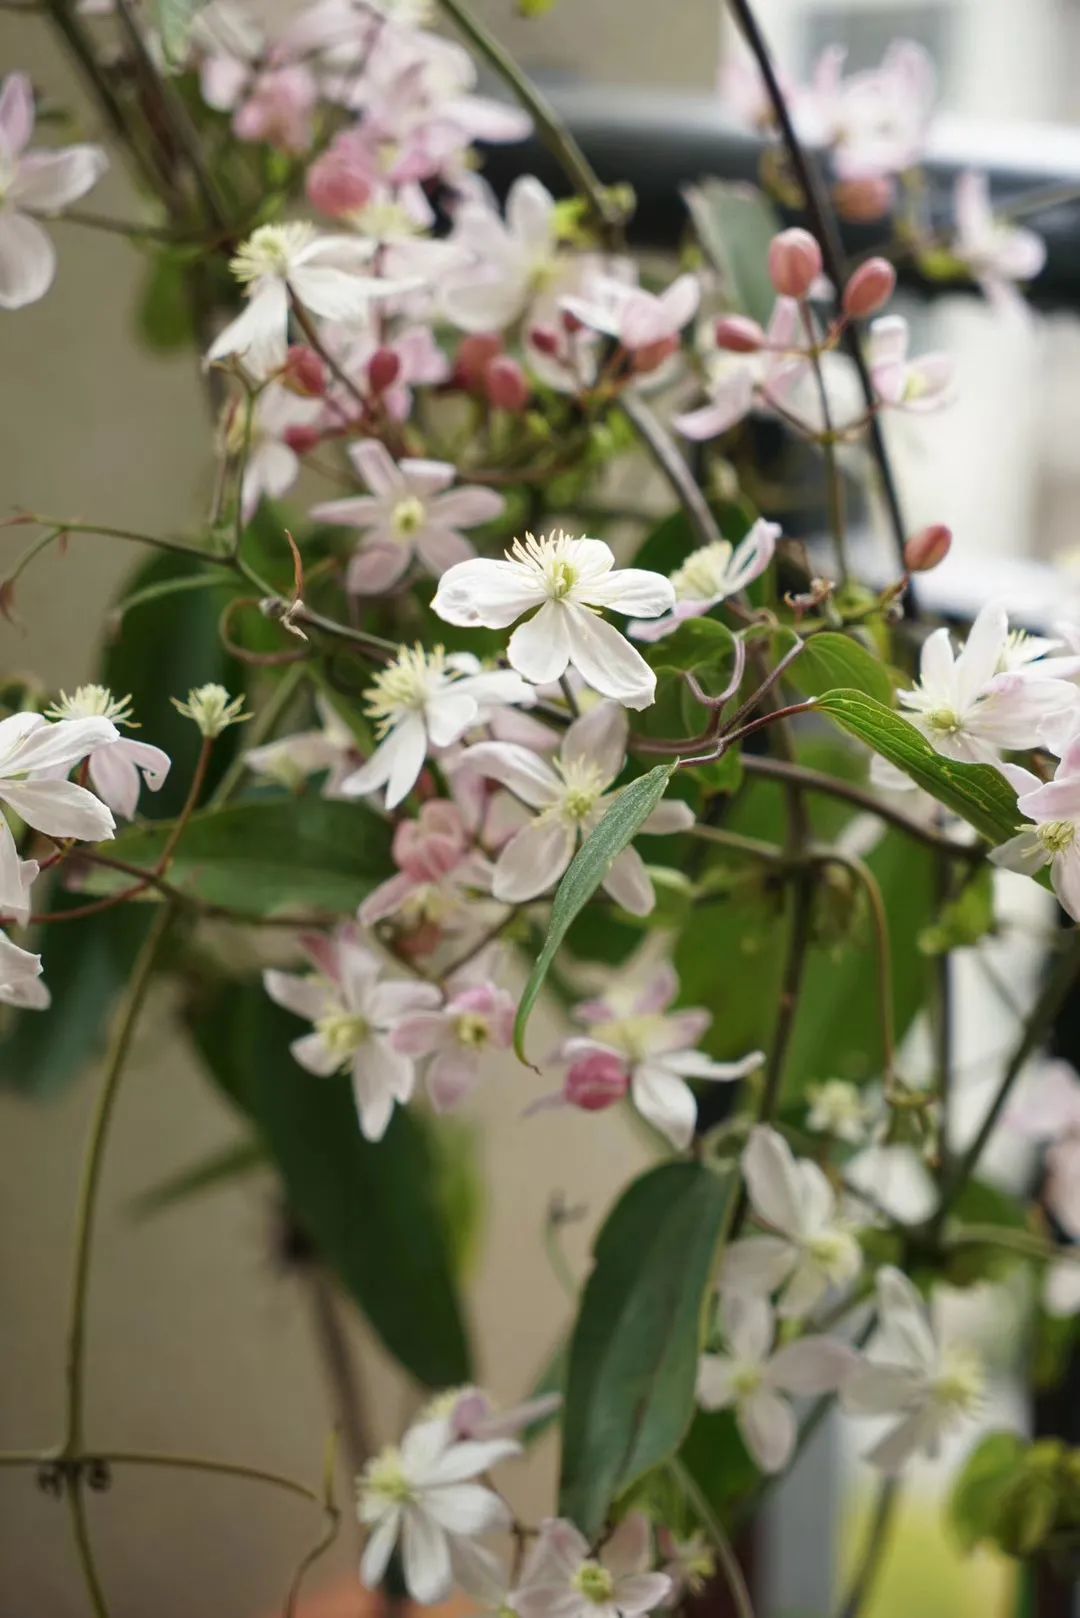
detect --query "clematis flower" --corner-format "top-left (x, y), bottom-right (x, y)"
top-left (206, 222), bottom-right (414, 379)
top-left (560, 949), bottom-right (763, 1149)
top-left (392, 964), bottom-right (515, 1111)
top-left (311, 439), bottom-right (504, 593)
top-left (220, 382), bottom-right (323, 522)
top-left (722, 1125), bottom-right (862, 1319)
top-left (455, 702), bottom-right (692, 914)
top-left (44, 687), bottom-right (169, 820)
top-left (340, 645), bottom-right (535, 810)
top-left (843, 1266), bottom-right (983, 1472)
top-left (952, 170), bottom-right (1046, 313)
top-left (245, 692), bottom-right (360, 795)
top-left (867, 315), bottom-right (953, 412)
top-left (697, 1296), bottom-right (854, 1472)
top-left (0, 73), bottom-right (108, 309)
top-left (326, 322), bottom-right (450, 422)
top-left (0, 929), bottom-right (48, 1010)
top-left (0, 712), bottom-right (118, 917)
top-left (360, 799), bottom-right (494, 935)
top-left (560, 271), bottom-right (700, 369)
top-left (264, 924), bottom-right (440, 1140)
top-left (656, 1530), bottom-right (715, 1607)
top-left (897, 602), bottom-right (1076, 765)
top-left (991, 745), bottom-right (1080, 921)
top-left (629, 520), bottom-right (780, 641)
top-left (806, 41), bottom-right (936, 180)
top-left (436, 1386), bottom-right (562, 1443)
top-left (1006, 1059), bottom-right (1080, 1238)
top-left (806, 1079), bottom-right (873, 1145)
top-left (440, 175), bottom-right (562, 333)
top-left (358, 1411), bottom-right (518, 1604)
top-left (673, 297), bottom-right (805, 441)
top-left (432, 532), bottom-right (673, 710)
top-left (512, 1513), bottom-right (671, 1618)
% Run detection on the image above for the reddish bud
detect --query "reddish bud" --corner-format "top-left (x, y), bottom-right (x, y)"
top-left (367, 347), bottom-right (402, 394)
top-left (455, 333), bottom-right (503, 391)
top-left (565, 1051), bottom-right (630, 1112)
top-left (283, 424), bottom-right (321, 456)
top-left (833, 175), bottom-right (895, 224)
top-left (767, 227), bottom-right (823, 299)
top-left (528, 324), bottom-right (561, 356)
top-left (632, 334), bottom-right (680, 375)
top-left (842, 257), bottom-right (897, 320)
top-left (484, 354), bottom-right (530, 412)
top-left (305, 146), bottom-right (373, 218)
top-left (561, 308), bottom-right (585, 335)
top-left (904, 523), bottom-right (952, 574)
top-left (282, 344), bottom-right (328, 398)
top-left (714, 314), bottom-right (766, 353)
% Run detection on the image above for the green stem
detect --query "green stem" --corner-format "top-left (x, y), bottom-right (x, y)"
top-left (669, 1459), bottom-right (756, 1618)
top-left (67, 1478), bottom-right (111, 1618)
top-left (835, 1477), bottom-right (899, 1618)
top-left (799, 304), bottom-right (849, 584)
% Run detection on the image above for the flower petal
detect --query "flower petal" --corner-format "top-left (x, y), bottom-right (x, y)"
top-left (508, 601), bottom-right (573, 685)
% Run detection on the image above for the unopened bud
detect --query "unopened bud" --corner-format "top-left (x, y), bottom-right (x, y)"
top-left (842, 257), bottom-right (897, 320)
top-left (904, 523), bottom-right (952, 574)
top-left (714, 314), bottom-right (766, 353)
top-left (367, 347), bottom-right (402, 393)
top-left (564, 1051), bottom-right (630, 1112)
top-left (833, 175), bottom-right (895, 224)
top-left (632, 334), bottom-right (679, 375)
top-left (455, 333), bottom-right (503, 391)
top-left (305, 146), bottom-right (373, 218)
top-left (767, 227), bottom-right (823, 299)
top-left (484, 354), bottom-right (530, 412)
top-left (561, 308), bottom-right (584, 335)
top-left (282, 344), bottom-right (328, 398)
top-left (528, 324), bottom-right (560, 356)
top-left (283, 423), bottom-right (321, 456)
top-left (171, 683), bottom-right (249, 739)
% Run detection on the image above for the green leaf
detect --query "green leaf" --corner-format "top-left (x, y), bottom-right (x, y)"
top-left (919, 867), bottom-right (995, 955)
top-left (683, 180), bottom-right (782, 328)
top-left (0, 889), bottom-right (152, 1096)
top-left (129, 1138), bottom-right (266, 1219)
top-left (816, 689), bottom-right (1021, 844)
top-left (83, 797), bottom-right (393, 917)
top-left (136, 253), bottom-right (197, 349)
top-left (678, 1407), bottom-right (761, 1520)
top-left (558, 1161), bottom-right (732, 1538)
top-left (645, 618), bottom-right (737, 682)
top-left (514, 763), bottom-right (678, 1063)
top-left (950, 1432), bottom-right (1027, 1551)
top-left (186, 983), bottom-right (472, 1387)
top-left (782, 630), bottom-right (895, 707)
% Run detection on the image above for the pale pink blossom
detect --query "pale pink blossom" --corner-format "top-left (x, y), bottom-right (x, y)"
top-left (222, 382), bottom-right (324, 521)
top-left (561, 951), bottom-right (762, 1149)
top-left (992, 745), bottom-right (1080, 923)
top-left (440, 1386), bottom-right (562, 1443)
top-left (392, 965), bottom-right (515, 1111)
top-left (512, 1514), bottom-right (670, 1618)
top-left (952, 170), bottom-right (1046, 313)
top-left (0, 929), bottom-right (48, 1010)
top-left (264, 925), bottom-right (440, 1140)
top-left (674, 297), bottom-right (805, 441)
top-left (805, 41), bottom-right (936, 180)
top-left (245, 692), bottom-right (360, 795)
top-left (311, 440), bottom-right (504, 593)
top-left (44, 687), bottom-right (170, 821)
top-left (868, 315), bottom-right (953, 412)
top-left (560, 271), bottom-right (700, 357)
top-left (0, 72), bottom-right (108, 309)
top-left (440, 175), bottom-right (561, 333)
top-left (232, 65), bottom-right (318, 152)
top-left (360, 799), bottom-right (493, 934)
top-left (432, 532), bottom-right (674, 710)
top-left (697, 1296), bottom-right (854, 1472)
top-left (629, 520), bottom-right (780, 641)
top-left (454, 702), bottom-right (692, 915)
top-left (1005, 1059), bottom-right (1080, 1238)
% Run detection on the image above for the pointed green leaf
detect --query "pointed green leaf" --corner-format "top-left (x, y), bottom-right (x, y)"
top-left (782, 630), bottom-right (895, 707)
top-left (513, 762), bottom-right (678, 1063)
top-left (683, 180), bottom-right (782, 327)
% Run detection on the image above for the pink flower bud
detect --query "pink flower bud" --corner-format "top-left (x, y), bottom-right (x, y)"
top-left (561, 308), bottom-right (585, 335)
top-left (904, 523), bottom-right (952, 574)
top-left (768, 228), bottom-right (823, 299)
top-left (484, 355), bottom-right (530, 412)
top-left (282, 344), bottom-right (328, 398)
top-left (283, 424), bottom-right (321, 456)
top-left (714, 314), bottom-right (766, 353)
top-left (833, 176), bottom-right (895, 224)
top-left (564, 1051), bottom-right (630, 1112)
top-left (455, 333), bottom-right (503, 391)
top-left (528, 324), bottom-right (560, 356)
top-left (367, 347), bottom-right (402, 394)
top-left (842, 257), bottom-right (897, 320)
top-left (306, 136), bottom-right (373, 218)
top-left (632, 334), bottom-right (679, 375)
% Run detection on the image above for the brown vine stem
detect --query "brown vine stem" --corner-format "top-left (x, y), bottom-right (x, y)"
top-left (726, 0), bottom-right (915, 610)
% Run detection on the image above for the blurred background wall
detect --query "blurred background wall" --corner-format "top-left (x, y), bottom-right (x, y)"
top-left (1, 1), bottom-right (1078, 1614)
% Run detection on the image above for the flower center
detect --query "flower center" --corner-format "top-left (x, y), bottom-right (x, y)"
top-left (926, 707), bottom-right (962, 735)
top-left (316, 1009), bottom-right (370, 1063)
top-left (45, 684), bottom-right (133, 724)
top-left (931, 1348), bottom-right (984, 1417)
top-left (507, 530), bottom-right (583, 601)
top-left (671, 541), bottom-right (734, 602)
top-left (1038, 820), bottom-right (1076, 855)
top-left (455, 1011), bottom-right (490, 1049)
top-left (392, 496), bottom-right (427, 538)
top-left (572, 1562), bottom-right (615, 1604)
top-left (363, 1445), bottom-right (415, 1506)
top-left (592, 1011), bottom-right (666, 1065)
top-left (363, 644), bottom-right (447, 734)
top-left (229, 222), bottom-right (315, 284)
top-left (554, 758), bottom-right (606, 822)
top-left (806, 1228), bottom-right (858, 1280)
top-left (731, 1363), bottom-right (764, 1398)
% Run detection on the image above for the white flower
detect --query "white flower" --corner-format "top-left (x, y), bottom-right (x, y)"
top-left (206, 221), bottom-right (413, 377)
top-left (0, 712), bottom-right (118, 919)
top-left (898, 602), bottom-right (1076, 765)
top-left (806, 1079), bottom-right (872, 1144)
top-left (432, 532), bottom-right (674, 710)
top-left (697, 1296), bottom-right (854, 1472)
top-left (563, 953), bottom-right (763, 1150)
top-left (512, 1513), bottom-right (671, 1618)
top-left (629, 521), bottom-right (780, 642)
top-left (455, 701), bottom-right (692, 915)
top-left (560, 271), bottom-right (700, 353)
top-left (0, 928), bottom-right (47, 1010)
top-left (44, 686), bottom-right (170, 820)
top-left (341, 645), bottom-right (534, 810)
top-left (0, 72), bottom-right (108, 309)
top-left (264, 925), bottom-right (440, 1140)
top-left (722, 1125), bottom-right (863, 1319)
top-left (952, 171), bottom-right (1046, 314)
top-left (440, 175), bottom-right (561, 333)
top-left (172, 683), bottom-right (249, 738)
top-left (426, 1384), bottom-right (562, 1443)
top-left (673, 297), bottom-right (806, 442)
top-left (868, 315), bottom-right (953, 412)
top-left (245, 692), bottom-right (360, 795)
top-left (223, 382), bottom-right (323, 522)
top-left (843, 1266), bottom-right (983, 1472)
top-left (358, 1414), bottom-right (518, 1604)
top-left (992, 744), bottom-right (1080, 922)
